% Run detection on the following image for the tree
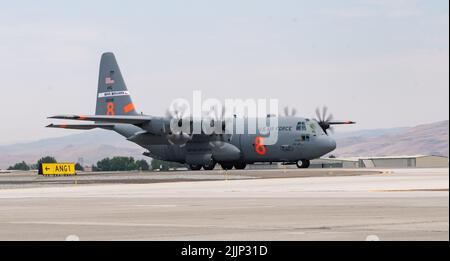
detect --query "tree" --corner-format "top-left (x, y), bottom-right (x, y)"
top-left (75, 163), bottom-right (84, 171)
top-left (92, 164), bottom-right (99, 172)
top-left (151, 159), bottom-right (163, 171)
top-left (92, 157), bottom-right (167, 172)
top-left (7, 161), bottom-right (30, 171)
top-left (95, 157), bottom-right (111, 171)
top-left (94, 157), bottom-right (139, 171)
top-left (37, 156), bottom-right (57, 167)
top-left (136, 159), bottom-right (149, 171)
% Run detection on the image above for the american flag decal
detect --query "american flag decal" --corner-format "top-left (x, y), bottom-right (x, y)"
top-left (105, 76), bottom-right (115, 85)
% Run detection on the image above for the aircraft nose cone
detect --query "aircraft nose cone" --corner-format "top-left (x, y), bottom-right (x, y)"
top-left (329, 138), bottom-right (336, 151)
top-left (315, 136), bottom-right (337, 157)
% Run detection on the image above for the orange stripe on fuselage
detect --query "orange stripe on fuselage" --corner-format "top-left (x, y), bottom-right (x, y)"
top-left (124, 103), bottom-right (135, 114)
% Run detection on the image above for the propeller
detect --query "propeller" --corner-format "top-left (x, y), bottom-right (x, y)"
top-left (205, 104), bottom-right (228, 136)
top-left (282, 106), bottom-right (297, 117)
top-left (315, 106), bottom-right (355, 135)
top-left (165, 102), bottom-right (193, 146)
top-left (204, 105), bottom-right (231, 149)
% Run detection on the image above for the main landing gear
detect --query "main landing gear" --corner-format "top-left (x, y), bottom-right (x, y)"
top-left (220, 162), bottom-right (247, 170)
top-left (203, 162), bottom-right (216, 170)
top-left (234, 162), bottom-right (247, 170)
top-left (189, 162), bottom-right (247, 171)
top-left (296, 159), bottom-right (310, 169)
top-left (188, 164), bottom-right (202, 171)
top-left (189, 162), bottom-right (217, 171)
top-left (220, 162), bottom-right (234, 170)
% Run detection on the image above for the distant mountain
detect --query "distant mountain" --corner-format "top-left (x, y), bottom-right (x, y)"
top-left (332, 127), bottom-right (408, 139)
top-left (0, 130), bottom-right (146, 169)
top-left (331, 120), bottom-right (449, 157)
top-left (0, 121), bottom-right (448, 169)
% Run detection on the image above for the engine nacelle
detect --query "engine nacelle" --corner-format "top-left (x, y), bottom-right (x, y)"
top-left (141, 119), bottom-right (167, 136)
top-left (210, 141), bottom-right (241, 162)
top-left (185, 153), bottom-right (213, 166)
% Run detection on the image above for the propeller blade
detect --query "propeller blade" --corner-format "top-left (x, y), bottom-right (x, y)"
top-left (313, 106), bottom-right (355, 135)
top-left (165, 109), bottom-right (172, 119)
top-left (179, 103), bottom-right (188, 117)
top-left (322, 106), bottom-right (328, 123)
top-left (284, 107), bottom-right (289, 117)
top-left (326, 113), bottom-right (334, 122)
top-left (315, 108), bottom-right (322, 122)
top-left (212, 105), bottom-right (218, 120)
top-left (329, 126), bottom-right (335, 134)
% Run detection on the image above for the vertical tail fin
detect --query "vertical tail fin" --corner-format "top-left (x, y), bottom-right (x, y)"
top-left (95, 52), bottom-right (138, 116)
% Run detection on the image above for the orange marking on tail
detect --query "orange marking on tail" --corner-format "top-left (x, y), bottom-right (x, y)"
top-left (106, 102), bottom-right (115, 115)
top-left (124, 103), bottom-right (135, 114)
top-left (78, 115), bottom-right (87, 120)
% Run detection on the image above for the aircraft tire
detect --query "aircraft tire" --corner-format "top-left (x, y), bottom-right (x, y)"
top-left (220, 163), bottom-right (234, 170)
top-left (203, 162), bottom-right (216, 170)
top-left (234, 162), bottom-right (247, 170)
top-left (296, 159), bottom-right (310, 169)
top-left (189, 164), bottom-right (202, 171)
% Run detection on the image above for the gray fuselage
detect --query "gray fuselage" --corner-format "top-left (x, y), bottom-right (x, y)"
top-left (111, 116), bottom-right (336, 166)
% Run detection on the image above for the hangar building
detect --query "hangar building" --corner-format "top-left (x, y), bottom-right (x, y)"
top-left (312, 155), bottom-right (448, 168)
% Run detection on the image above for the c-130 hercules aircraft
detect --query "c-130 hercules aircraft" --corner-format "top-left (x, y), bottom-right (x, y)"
top-left (47, 53), bottom-right (355, 170)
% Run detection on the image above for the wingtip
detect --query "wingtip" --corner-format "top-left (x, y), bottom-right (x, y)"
top-left (47, 114), bottom-right (79, 120)
top-left (47, 115), bottom-right (64, 119)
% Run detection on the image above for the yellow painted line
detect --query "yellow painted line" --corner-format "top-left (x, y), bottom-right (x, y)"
top-left (369, 188), bottom-right (449, 192)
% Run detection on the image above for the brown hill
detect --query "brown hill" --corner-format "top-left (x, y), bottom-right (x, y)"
top-left (333, 120), bottom-right (449, 157)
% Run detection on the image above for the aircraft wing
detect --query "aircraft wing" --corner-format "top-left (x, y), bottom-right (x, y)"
top-left (46, 123), bottom-right (115, 130)
top-left (48, 114), bottom-right (151, 125)
top-left (328, 121), bottom-right (356, 125)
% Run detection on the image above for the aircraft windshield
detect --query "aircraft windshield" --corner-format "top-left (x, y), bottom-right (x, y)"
top-left (309, 120), bottom-right (326, 136)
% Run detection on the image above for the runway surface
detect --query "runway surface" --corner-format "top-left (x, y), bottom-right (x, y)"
top-left (0, 168), bottom-right (448, 240)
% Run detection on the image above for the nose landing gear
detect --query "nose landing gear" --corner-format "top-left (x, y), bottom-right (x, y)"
top-left (296, 159), bottom-right (310, 169)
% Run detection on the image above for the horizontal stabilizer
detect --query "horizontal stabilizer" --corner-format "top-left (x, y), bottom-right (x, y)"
top-left (46, 124), bottom-right (115, 130)
top-left (48, 114), bottom-right (151, 125)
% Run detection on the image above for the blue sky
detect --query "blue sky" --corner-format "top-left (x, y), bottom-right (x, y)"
top-left (0, 0), bottom-right (448, 144)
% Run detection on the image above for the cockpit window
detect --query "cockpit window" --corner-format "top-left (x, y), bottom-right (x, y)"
top-left (301, 134), bottom-right (310, 141)
top-left (296, 121), bottom-right (307, 131)
top-left (310, 120), bottom-right (326, 135)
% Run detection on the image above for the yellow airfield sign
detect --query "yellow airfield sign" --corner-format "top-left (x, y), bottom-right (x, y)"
top-left (40, 163), bottom-right (76, 175)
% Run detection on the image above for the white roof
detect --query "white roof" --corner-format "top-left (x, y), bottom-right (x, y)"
top-left (320, 155), bottom-right (448, 162)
